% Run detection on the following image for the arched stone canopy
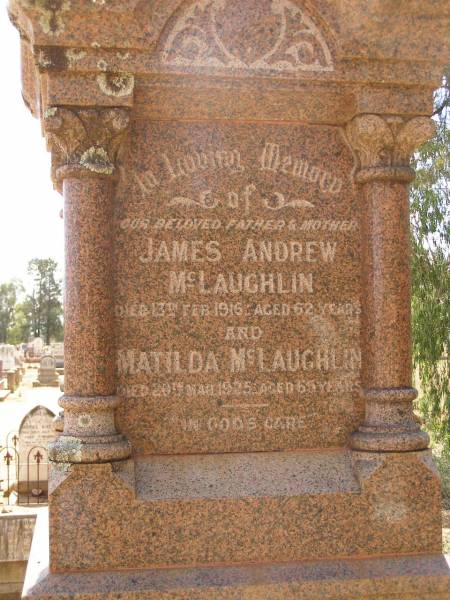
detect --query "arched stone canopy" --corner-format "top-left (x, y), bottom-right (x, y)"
top-left (156, 0), bottom-right (335, 74)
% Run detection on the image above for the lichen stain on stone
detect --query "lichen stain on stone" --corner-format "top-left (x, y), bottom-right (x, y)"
top-left (97, 59), bottom-right (109, 71)
top-left (66, 48), bottom-right (87, 67)
top-left (49, 436), bottom-right (83, 463)
top-left (44, 106), bottom-right (57, 118)
top-left (51, 462), bottom-right (70, 475)
top-left (48, 461), bottom-right (71, 494)
top-left (38, 46), bottom-right (69, 70)
top-left (373, 500), bottom-right (408, 524)
top-left (80, 146), bottom-right (114, 174)
top-left (35, 0), bottom-right (71, 37)
top-left (77, 413), bottom-right (93, 428)
top-left (37, 49), bottom-right (53, 69)
top-left (97, 72), bottom-right (134, 97)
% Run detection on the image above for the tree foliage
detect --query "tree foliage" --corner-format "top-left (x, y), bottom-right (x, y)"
top-left (0, 281), bottom-right (20, 343)
top-left (26, 258), bottom-right (63, 344)
top-left (0, 259), bottom-right (63, 345)
top-left (7, 301), bottom-right (31, 345)
top-left (410, 76), bottom-right (450, 448)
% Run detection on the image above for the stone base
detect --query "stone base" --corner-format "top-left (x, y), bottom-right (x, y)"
top-left (34, 369), bottom-right (60, 388)
top-left (24, 511), bottom-right (450, 600)
top-left (48, 449), bottom-right (443, 571)
top-left (33, 381), bottom-right (60, 388)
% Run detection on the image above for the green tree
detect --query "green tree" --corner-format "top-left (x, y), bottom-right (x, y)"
top-left (7, 301), bottom-right (32, 345)
top-left (0, 281), bottom-right (20, 343)
top-left (27, 258), bottom-right (63, 344)
top-left (410, 76), bottom-right (450, 448)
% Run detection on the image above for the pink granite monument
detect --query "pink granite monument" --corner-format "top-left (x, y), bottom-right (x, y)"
top-left (9, 0), bottom-right (450, 598)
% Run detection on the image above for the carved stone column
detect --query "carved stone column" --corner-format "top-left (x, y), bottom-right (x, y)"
top-left (46, 107), bottom-right (131, 463)
top-left (346, 114), bottom-right (435, 452)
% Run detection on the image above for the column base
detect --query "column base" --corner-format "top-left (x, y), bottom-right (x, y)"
top-left (351, 387), bottom-right (429, 452)
top-left (48, 395), bottom-right (131, 464)
top-left (48, 434), bottom-right (131, 464)
top-left (24, 511), bottom-right (450, 600)
top-left (351, 428), bottom-right (430, 452)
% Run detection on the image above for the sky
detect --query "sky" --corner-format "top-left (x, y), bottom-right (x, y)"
top-left (0, 3), bottom-right (64, 288)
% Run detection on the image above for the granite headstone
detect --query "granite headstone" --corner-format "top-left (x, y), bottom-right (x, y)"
top-left (9, 1), bottom-right (450, 599)
top-left (18, 405), bottom-right (55, 493)
top-left (35, 356), bottom-right (60, 387)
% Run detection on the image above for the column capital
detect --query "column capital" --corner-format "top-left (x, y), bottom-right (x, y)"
top-left (44, 107), bottom-right (130, 188)
top-left (346, 114), bottom-right (435, 183)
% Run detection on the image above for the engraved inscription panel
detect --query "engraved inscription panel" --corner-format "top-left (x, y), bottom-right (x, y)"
top-left (115, 122), bottom-right (362, 454)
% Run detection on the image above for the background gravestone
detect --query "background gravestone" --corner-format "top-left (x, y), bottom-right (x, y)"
top-left (35, 356), bottom-right (59, 387)
top-left (26, 338), bottom-right (43, 361)
top-left (8, 1), bottom-right (450, 599)
top-left (0, 345), bottom-right (22, 392)
top-left (50, 343), bottom-right (64, 369)
top-left (0, 345), bottom-right (15, 373)
top-left (18, 406), bottom-right (55, 497)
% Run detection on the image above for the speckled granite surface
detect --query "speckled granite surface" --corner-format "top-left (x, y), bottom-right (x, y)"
top-left (114, 120), bottom-right (363, 455)
top-left (25, 511), bottom-right (450, 600)
top-left (47, 450), bottom-right (442, 572)
top-left (8, 0), bottom-right (450, 598)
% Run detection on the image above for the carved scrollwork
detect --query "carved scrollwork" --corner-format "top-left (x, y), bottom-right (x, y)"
top-left (346, 114), bottom-right (436, 171)
top-left (162, 0), bottom-right (333, 74)
top-left (263, 192), bottom-right (314, 210)
top-left (168, 187), bottom-right (315, 212)
top-left (44, 107), bottom-right (130, 183)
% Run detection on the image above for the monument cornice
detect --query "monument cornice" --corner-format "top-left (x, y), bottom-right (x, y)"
top-left (8, 0), bottom-right (449, 126)
top-left (25, 43), bottom-right (447, 89)
top-left (8, 0), bottom-right (449, 65)
top-left (22, 67), bottom-right (439, 131)
top-left (34, 51), bottom-right (445, 90)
